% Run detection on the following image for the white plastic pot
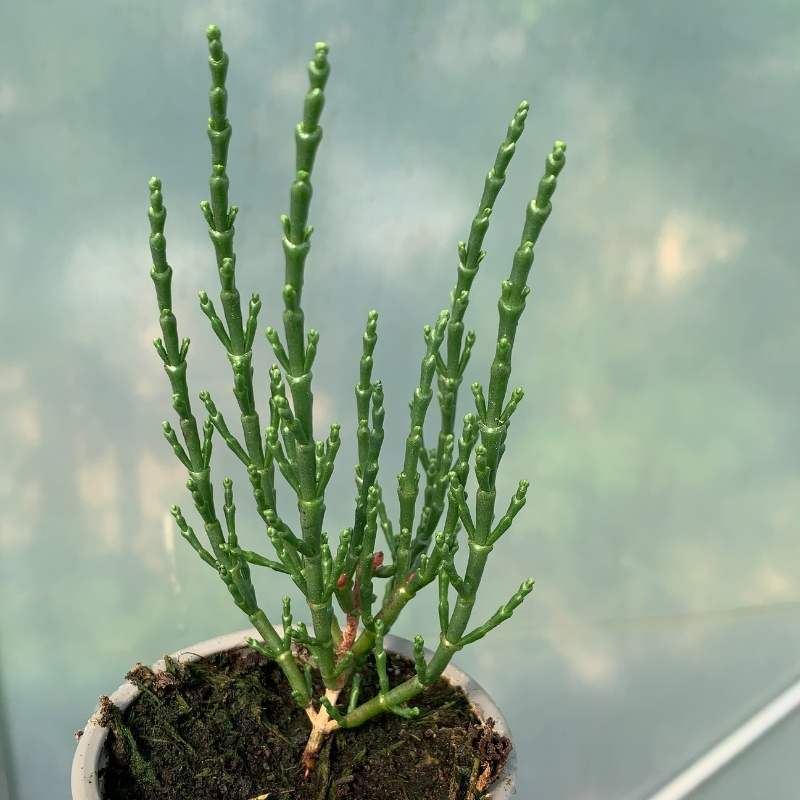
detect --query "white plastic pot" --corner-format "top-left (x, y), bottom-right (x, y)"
top-left (72, 628), bottom-right (517, 799)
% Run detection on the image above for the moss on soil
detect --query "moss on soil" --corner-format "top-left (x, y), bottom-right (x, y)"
top-left (98, 646), bottom-right (511, 800)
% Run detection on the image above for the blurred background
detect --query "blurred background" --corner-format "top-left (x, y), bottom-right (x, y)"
top-left (1, 1), bottom-right (798, 798)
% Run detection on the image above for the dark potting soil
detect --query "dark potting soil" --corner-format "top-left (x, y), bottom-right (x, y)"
top-left (98, 646), bottom-right (512, 800)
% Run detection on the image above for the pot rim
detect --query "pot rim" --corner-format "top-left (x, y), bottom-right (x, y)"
top-left (71, 627), bottom-right (517, 799)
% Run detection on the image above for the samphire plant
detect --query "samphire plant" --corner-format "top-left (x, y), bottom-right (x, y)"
top-left (147, 25), bottom-right (566, 776)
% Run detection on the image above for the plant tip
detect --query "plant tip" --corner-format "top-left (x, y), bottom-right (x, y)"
top-left (206, 24), bottom-right (221, 41)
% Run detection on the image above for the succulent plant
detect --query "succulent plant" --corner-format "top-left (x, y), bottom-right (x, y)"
top-left (147, 24), bottom-right (566, 773)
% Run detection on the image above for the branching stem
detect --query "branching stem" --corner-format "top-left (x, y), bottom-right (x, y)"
top-left (146, 25), bottom-right (567, 773)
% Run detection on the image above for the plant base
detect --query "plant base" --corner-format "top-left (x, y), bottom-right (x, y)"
top-left (99, 645), bottom-right (511, 800)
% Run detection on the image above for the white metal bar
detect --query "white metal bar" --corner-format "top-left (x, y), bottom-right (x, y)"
top-left (647, 675), bottom-right (800, 800)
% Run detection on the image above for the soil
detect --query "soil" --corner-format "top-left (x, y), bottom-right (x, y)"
top-left (98, 646), bottom-right (512, 800)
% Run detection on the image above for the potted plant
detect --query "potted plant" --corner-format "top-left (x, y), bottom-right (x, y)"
top-left (73, 24), bottom-right (566, 800)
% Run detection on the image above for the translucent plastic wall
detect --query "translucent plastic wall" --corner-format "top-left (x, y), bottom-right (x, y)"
top-left (1, 2), bottom-right (798, 797)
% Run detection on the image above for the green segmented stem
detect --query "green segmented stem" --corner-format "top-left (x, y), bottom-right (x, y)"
top-left (171, 505), bottom-right (217, 570)
top-left (485, 141), bottom-right (566, 430)
top-left (149, 178), bottom-right (251, 607)
top-left (199, 26), bottom-right (279, 551)
top-left (219, 477), bottom-right (256, 595)
top-left (410, 102), bottom-right (531, 564)
top-left (338, 142), bottom-right (566, 728)
top-left (199, 391), bottom-right (250, 466)
top-left (225, 547), bottom-right (290, 574)
top-left (347, 673), bottom-right (362, 713)
top-left (149, 178), bottom-right (202, 469)
top-left (369, 310), bottom-right (449, 616)
top-left (347, 418), bottom-right (469, 662)
top-left (487, 479), bottom-right (528, 546)
top-left (345, 312), bottom-right (382, 546)
top-left (374, 483), bottom-right (395, 556)
top-left (347, 408), bottom-right (473, 662)
top-left (357, 487), bottom-right (381, 629)
top-left (446, 101), bottom-right (531, 400)
top-left (458, 578), bottom-right (534, 646)
top-left (396, 310), bottom-right (449, 538)
top-left (425, 140), bottom-right (566, 685)
top-left (356, 310), bottom-right (379, 457)
top-left (412, 635), bottom-right (427, 684)
top-left (351, 313), bottom-right (382, 549)
top-left (146, 48), bottom-right (311, 706)
top-left (162, 421), bottom-right (192, 470)
top-left (330, 620), bottom-right (419, 727)
top-left (339, 329), bottom-right (385, 613)
top-left (269, 41), bottom-right (338, 689)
